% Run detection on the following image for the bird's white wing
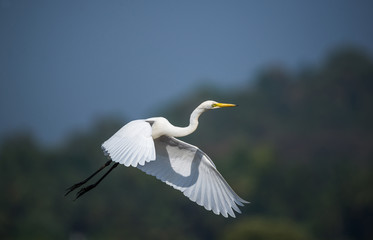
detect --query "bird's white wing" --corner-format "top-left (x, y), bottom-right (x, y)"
top-left (101, 120), bottom-right (156, 167)
top-left (137, 136), bottom-right (249, 218)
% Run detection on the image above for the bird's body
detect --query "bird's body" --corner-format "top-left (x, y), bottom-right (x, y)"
top-left (66, 100), bottom-right (248, 218)
top-left (147, 100), bottom-right (209, 138)
top-left (147, 116), bottom-right (194, 138)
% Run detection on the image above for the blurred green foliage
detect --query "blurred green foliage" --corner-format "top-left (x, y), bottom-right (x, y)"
top-left (1, 47), bottom-right (372, 239)
top-left (221, 217), bottom-right (312, 240)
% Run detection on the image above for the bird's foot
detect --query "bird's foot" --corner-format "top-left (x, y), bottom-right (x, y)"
top-left (65, 182), bottom-right (86, 196)
top-left (74, 184), bottom-right (97, 200)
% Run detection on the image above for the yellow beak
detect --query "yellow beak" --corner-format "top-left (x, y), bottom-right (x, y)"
top-left (214, 102), bottom-right (237, 108)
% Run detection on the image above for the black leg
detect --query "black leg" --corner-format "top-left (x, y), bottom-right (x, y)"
top-left (65, 160), bottom-right (112, 196)
top-left (75, 162), bottom-right (119, 200)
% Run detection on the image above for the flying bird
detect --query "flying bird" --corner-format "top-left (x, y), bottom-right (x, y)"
top-left (65, 100), bottom-right (249, 217)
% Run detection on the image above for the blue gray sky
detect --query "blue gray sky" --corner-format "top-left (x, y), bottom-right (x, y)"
top-left (1, 0), bottom-right (373, 145)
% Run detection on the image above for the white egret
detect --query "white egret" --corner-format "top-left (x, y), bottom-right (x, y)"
top-left (66, 100), bottom-right (249, 217)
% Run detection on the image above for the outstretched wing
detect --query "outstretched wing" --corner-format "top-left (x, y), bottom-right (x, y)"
top-left (137, 136), bottom-right (249, 218)
top-left (101, 120), bottom-right (156, 167)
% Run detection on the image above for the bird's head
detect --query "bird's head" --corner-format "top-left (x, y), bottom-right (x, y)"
top-left (200, 100), bottom-right (237, 110)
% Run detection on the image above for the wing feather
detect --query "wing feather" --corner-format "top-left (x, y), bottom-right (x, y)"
top-left (137, 136), bottom-right (248, 217)
top-left (208, 175), bottom-right (218, 215)
top-left (217, 176), bottom-right (238, 217)
top-left (102, 120), bottom-right (156, 167)
top-left (214, 178), bottom-right (229, 217)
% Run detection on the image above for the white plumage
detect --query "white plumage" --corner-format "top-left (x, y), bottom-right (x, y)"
top-left (102, 120), bottom-right (155, 167)
top-left (101, 100), bottom-right (249, 217)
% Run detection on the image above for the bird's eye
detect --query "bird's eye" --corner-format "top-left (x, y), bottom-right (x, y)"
top-left (212, 103), bottom-right (217, 108)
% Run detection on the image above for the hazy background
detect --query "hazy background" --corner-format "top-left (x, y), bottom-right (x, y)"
top-left (1, 0), bottom-right (373, 145)
top-left (1, 1), bottom-right (373, 240)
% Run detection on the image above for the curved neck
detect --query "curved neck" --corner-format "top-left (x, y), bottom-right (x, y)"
top-left (170, 107), bottom-right (206, 137)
